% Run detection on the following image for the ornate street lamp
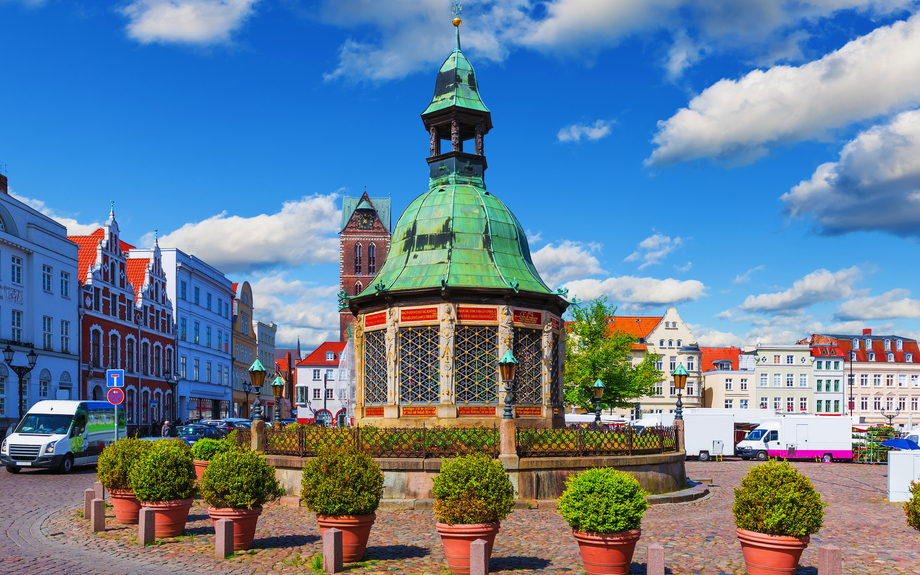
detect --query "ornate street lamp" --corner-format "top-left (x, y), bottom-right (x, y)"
top-left (592, 379), bottom-right (605, 429)
top-left (271, 375), bottom-right (285, 427)
top-left (498, 350), bottom-right (519, 420)
top-left (242, 380), bottom-right (253, 420)
top-left (672, 364), bottom-right (689, 421)
top-left (881, 407), bottom-right (901, 429)
top-left (163, 369), bottom-right (177, 422)
top-left (248, 359), bottom-right (267, 422)
top-left (5, 344), bottom-right (38, 421)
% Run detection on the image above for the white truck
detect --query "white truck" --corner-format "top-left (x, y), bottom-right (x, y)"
top-left (635, 409), bottom-right (782, 461)
top-left (735, 415), bottom-right (853, 462)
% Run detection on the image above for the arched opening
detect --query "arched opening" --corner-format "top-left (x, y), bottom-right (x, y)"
top-left (368, 244), bottom-right (376, 275)
top-left (354, 244), bottom-right (362, 275)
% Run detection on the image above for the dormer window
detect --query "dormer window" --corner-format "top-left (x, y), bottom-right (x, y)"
top-left (897, 339), bottom-right (903, 351)
top-left (326, 351), bottom-right (335, 361)
top-left (884, 339), bottom-right (891, 351)
top-left (868, 352), bottom-right (876, 361)
top-left (888, 352), bottom-right (895, 362)
top-left (850, 351), bottom-right (857, 361)
top-left (865, 338), bottom-right (872, 350)
top-left (852, 338), bottom-right (859, 350)
top-left (906, 353), bottom-right (913, 363)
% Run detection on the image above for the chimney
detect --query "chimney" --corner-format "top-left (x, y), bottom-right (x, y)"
top-left (0, 174), bottom-right (7, 195)
top-left (863, 328), bottom-right (872, 335)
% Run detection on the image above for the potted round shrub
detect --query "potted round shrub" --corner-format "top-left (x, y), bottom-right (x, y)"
top-left (191, 438), bottom-right (230, 482)
top-left (301, 443), bottom-right (384, 562)
top-left (733, 460), bottom-right (827, 575)
top-left (200, 449), bottom-right (283, 550)
top-left (96, 438), bottom-right (153, 524)
top-left (905, 480), bottom-right (920, 533)
top-left (557, 467), bottom-right (648, 575)
top-left (130, 439), bottom-right (197, 538)
top-left (431, 453), bottom-right (515, 575)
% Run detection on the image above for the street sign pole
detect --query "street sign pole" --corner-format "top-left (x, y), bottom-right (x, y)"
top-left (114, 403), bottom-right (118, 444)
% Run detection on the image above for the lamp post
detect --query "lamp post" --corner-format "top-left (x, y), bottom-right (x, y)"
top-left (271, 375), bottom-right (285, 428)
top-left (881, 407), bottom-right (901, 428)
top-left (248, 359), bottom-right (267, 422)
top-left (592, 379), bottom-right (605, 429)
top-left (672, 364), bottom-right (689, 421)
top-left (163, 369), bottom-right (177, 422)
top-left (4, 344), bottom-right (37, 422)
top-left (242, 380), bottom-right (252, 420)
top-left (499, 350), bottom-right (519, 420)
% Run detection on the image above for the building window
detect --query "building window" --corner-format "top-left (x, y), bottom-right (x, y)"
top-left (786, 355), bottom-right (794, 364)
top-left (687, 357), bottom-right (695, 371)
top-left (60, 271), bottom-right (70, 298)
top-left (887, 353), bottom-right (894, 362)
top-left (760, 373), bottom-right (768, 387)
top-left (125, 339), bottom-right (135, 373)
top-left (152, 345), bottom-right (160, 377)
top-left (725, 399), bottom-right (733, 408)
top-left (180, 318), bottom-right (187, 341)
top-left (326, 388), bottom-right (334, 400)
top-left (899, 396), bottom-right (906, 411)
top-left (869, 352), bottom-right (876, 361)
top-left (913, 375), bottom-right (919, 387)
top-left (60, 320), bottom-right (70, 353)
top-left (740, 378), bottom-right (748, 390)
top-left (907, 353), bottom-right (914, 363)
top-left (42, 316), bottom-right (53, 350)
top-left (912, 397), bottom-right (918, 411)
top-left (852, 338), bottom-right (859, 350)
top-left (206, 361), bottom-right (212, 383)
top-left (109, 334), bottom-right (119, 368)
top-left (774, 355), bottom-right (781, 364)
top-left (899, 374), bottom-right (907, 387)
top-left (786, 374), bottom-right (794, 387)
top-left (874, 396), bottom-right (881, 410)
top-left (816, 361), bottom-right (822, 370)
top-left (368, 244), bottom-right (376, 274)
top-left (884, 339), bottom-right (891, 351)
top-left (668, 340), bottom-right (673, 348)
top-left (887, 397), bottom-right (894, 410)
top-left (740, 399), bottom-right (749, 409)
top-left (676, 339), bottom-right (682, 347)
top-left (760, 397), bottom-right (768, 409)
top-left (725, 379), bottom-right (732, 391)
top-left (193, 286), bottom-right (200, 305)
top-left (11, 256), bottom-right (22, 285)
top-left (860, 374), bottom-right (868, 386)
top-left (180, 281), bottom-right (187, 300)
top-left (653, 384), bottom-right (663, 396)
top-left (206, 293), bottom-right (212, 311)
top-left (42, 265), bottom-right (53, 292)
top-left (194, 322), bottom-right (200, 344)
top-left (206, 326), bottom-right (212, 347)
top-left (887, 374), bottom-right (894, 386)
top-left (325, 369), bottom-right (334, 380)
top-left (141, 343), bottom-right (149, 375)
top-left (326, 351), bottom-right (335, 361)
top-left (354, 244), bottom-right (362, 275)
top-left (799, 373), bottom-right (808, 387)
top-left (180, 356), bottom-right (187, 379)
top-left (800, 397), bottom-right (808, 412)
top-left (194, 358), bottom-right (200, 381)
top-left (313, 388), bottom-right (321, 400)
top-left (861, 396), bottom-right (868, 410)
top-left (897, 339), bottom-right (903, 351)
top-left (816, 400), bottom-right (822, 413)
top-left (873, 374), bottom-right (881, 386)
top-left (11, 310), bottom-right (22, 342)
top-left (787, 397), bottom-right (794, 412)
top-left (669, 356), bottom-right (676, 371)
top-left (774, 396), bottom-right (781, 410)
top-left (659, 340), bottom-right (664, 347)
top-left (833, 379), bottom-right (840, 392)
top-left (773, 373), bottom-right (781, 387)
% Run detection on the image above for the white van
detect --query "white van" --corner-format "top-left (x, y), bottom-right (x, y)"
top-left (0, 400), bottom-right (126, 473)
top-left (735, 416), bottom-right (852, 462)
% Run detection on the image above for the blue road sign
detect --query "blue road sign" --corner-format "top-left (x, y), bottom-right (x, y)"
top-left (106, 369), bottom-right (125, 388)
top-left (107, 388), bottom-right (124, 405)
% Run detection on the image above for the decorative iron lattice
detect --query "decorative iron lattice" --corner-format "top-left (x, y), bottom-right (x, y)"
top-left (359, 426), bottom-right (499, 458)
top-left (399, 326), bottom-right (440, 404)
top-left (237, 429), bottom-right (251, 450)
top-left (513, 327), bottom-right (542, 405)
top-left (455, 326), bottom-right (498, 404)
top-left (550, 332), bottom-right (562, 406)
top-left (364, 330), bottom-right (387, 405)
top-left (515, 426), bottom-right (679, 458)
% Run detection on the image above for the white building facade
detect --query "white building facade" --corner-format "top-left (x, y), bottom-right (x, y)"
top-left (753, 344), bottom-right (813, 413)
top-left (0, 176), bottom-right (80, 430)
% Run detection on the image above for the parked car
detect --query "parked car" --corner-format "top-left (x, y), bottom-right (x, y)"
top-left (175, 424), bottom-right (226, 446)
top-left (199, 420), bottom-right (240, 433)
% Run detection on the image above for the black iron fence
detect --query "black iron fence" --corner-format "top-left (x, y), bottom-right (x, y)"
top-left (515, 425), bottom-right (679, 458)
top-left (251, 424), bottom-right (678, 459)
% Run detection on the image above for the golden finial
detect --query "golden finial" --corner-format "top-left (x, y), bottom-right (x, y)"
top-left (452, 1), bottom-right (461, 26)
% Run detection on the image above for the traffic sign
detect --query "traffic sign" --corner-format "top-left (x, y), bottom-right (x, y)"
top-left (106, 369), bottom-right (125, 388)
top-left (107, 388), bottom-right (125, 405)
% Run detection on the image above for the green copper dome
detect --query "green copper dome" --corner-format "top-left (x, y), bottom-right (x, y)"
top-left (363, 184), bottom-right (552, 295)
top-left (422, 42), bottom-right (489, 115)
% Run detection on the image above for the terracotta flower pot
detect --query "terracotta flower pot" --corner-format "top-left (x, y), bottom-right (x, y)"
top-left (572, 529), bottom-right (641, 575)
top-left (736, 528), bottom-right (810, 575)
top-left (193, 460), bottom-right (209, 482)
top-left (109, 489), bottom-right (142, 525)
top-left (316, 514), bottom-right (376, 562)
top-left (436, 522), bottom-right (500, 575)
top-left (209, 506), bottom-right (263, 550)
top-left (143, 499), bottom-right (194, 538)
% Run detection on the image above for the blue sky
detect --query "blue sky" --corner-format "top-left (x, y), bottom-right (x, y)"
top-left (4, 0), bottom-right (920, 351)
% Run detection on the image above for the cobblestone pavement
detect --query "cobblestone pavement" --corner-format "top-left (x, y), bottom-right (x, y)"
top-left (13, 460), bottom-right (920, 574)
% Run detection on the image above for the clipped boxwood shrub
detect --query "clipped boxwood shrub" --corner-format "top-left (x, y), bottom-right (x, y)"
top-left (201, 449), bottom-right (283, 509)
top-left (733, 460), bottom-right (827, 537)
top-left (557, 468), bottom-right (648, 534)
top-left (191, 438), bottom-right (230, 461)
top-left (301, 443), bottom-right (383, 516)
top-left (432, 453), bottom-right (514, 525)
top-left (224, 429), bottom-right (240, 450)
top-left (129, 439), bottom-right (196, 502)
top-left (97, 437), bottom-right (153, 491)
top-left (906, 481), bottom-right (920, 532)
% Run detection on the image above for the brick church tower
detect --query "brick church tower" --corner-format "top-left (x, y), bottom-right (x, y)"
top-left (340, 192), bottom-right (391, 340)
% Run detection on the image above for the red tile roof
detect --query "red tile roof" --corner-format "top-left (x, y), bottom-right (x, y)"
top-left (297, 341), bottom-right (347, 367)
top-left (700, 347), bottom-right (742, 372)
top-left (832, 337), bottom-right (920, 363)
top-left (68, 229), bottom-right (135, 281)
top-left (125, 258), bottom-right (149, 299)
top-left (811, 346), bottom-right (844, 357)
top-left (607, 316), bottom-right (662, 351)
top-left (275, 358), bottom-right (289, 373)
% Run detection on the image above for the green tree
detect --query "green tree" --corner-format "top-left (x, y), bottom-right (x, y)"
top-left (564, 297), bottom-right (662, 411)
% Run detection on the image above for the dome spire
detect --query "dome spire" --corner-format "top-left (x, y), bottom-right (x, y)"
top-left (452, 1), bottom-right (462, 51)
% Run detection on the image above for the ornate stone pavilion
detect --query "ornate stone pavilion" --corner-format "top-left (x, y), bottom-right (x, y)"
top-left (341, 21), bottom-right (569, 429)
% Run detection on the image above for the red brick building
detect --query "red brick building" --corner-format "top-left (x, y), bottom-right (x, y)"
top-left (339, 192), bottom-right (391, 340)
top-left (69, 208), bottom-right (176, 435)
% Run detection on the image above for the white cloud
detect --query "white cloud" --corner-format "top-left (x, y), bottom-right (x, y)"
top-left (525, 229), bottom-right (543, 244)
top-left (647, 11), bottom-right (920, 166)
top-left (624, 233), bottom-right (683, 270)
top-left (782, 108), bottom-right (920, 236)
top-left (675, 262), bottom-right (692, 272)
top-left (664, 30), bottom-right (707, 81)
top-left (557, 120), bottom-right (613, 143)
top-left (563, 275), bottom-right (706, 310)
top-left (733, 265), bottom-right (764, 284)
top-left (151, 193), bottom-right (340, 274)
top-left (249, 271), bottom-right (340, 348)
top-left (531, 240), bottom-right (604, 286)
top-left (738, 266), bottom-right (862, 314)
top-left (835, 289), bottom-right (920, 321)
top-left (9, 192), bottom-right (102, 235)
top-left (694, 327), bottom-right (743, 347)
top-left (121, 0), bottom-right (259, 45)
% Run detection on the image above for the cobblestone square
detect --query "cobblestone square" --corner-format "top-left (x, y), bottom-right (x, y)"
top-left (3, 460), bottom-right (918, 574)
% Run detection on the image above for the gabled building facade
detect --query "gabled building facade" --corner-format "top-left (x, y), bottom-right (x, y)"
top-left (70, 209), bottom-right (176, 434)
top-left (700, 346), bottom-right (754, 410)
top-left (0, 174), bottom-right (80, 430)
top-left (752, 343), bottom-right (813, 414)
top-left (294, 341), bottom-right (349, 426)
top-left (339, 192), bottom-right (391, 341)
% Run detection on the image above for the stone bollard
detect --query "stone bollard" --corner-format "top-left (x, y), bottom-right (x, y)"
top-left (251, 419), bottom-right (265, 453)
top-left (84, 489), bottom-right (94, 520)
top-left (138, 508), bottom-right (156, 546)
top-left (215, 518), bottom-right (234, 558)
top-left (818, 545), bottom-right (842, 575)
top-left (94, 481), bottom-right (105, 501)
top-left (91, 499), bottom-right (105, 532)
top-left (499, 418), bottom-right (516, 456)
top-left (470, 538), bottom-right (489, 575)
top-left (672, 419), bottom-right (685, 453)
top-left (647, 543), bottom-right (665, 575)
top-left (323, 527), bottom-right (343, 573)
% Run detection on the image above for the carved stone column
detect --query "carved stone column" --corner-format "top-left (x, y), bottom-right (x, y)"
top-left (385, 308), bottom-right (398, 406)
top-left (451, 120), bottom-right (461, 152)
top-left (498, 305), bottom-right (514, 407)
top-left (430, 126), bottom-right (440, 157)
top-left (354, 320), bottom-right (365, 408)
top-left (541, 321), bottom-right (553, 407)
top-left (475, 122), bottom-right (483, 155)
top-left (439, 303), bottom-right (456, 404)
